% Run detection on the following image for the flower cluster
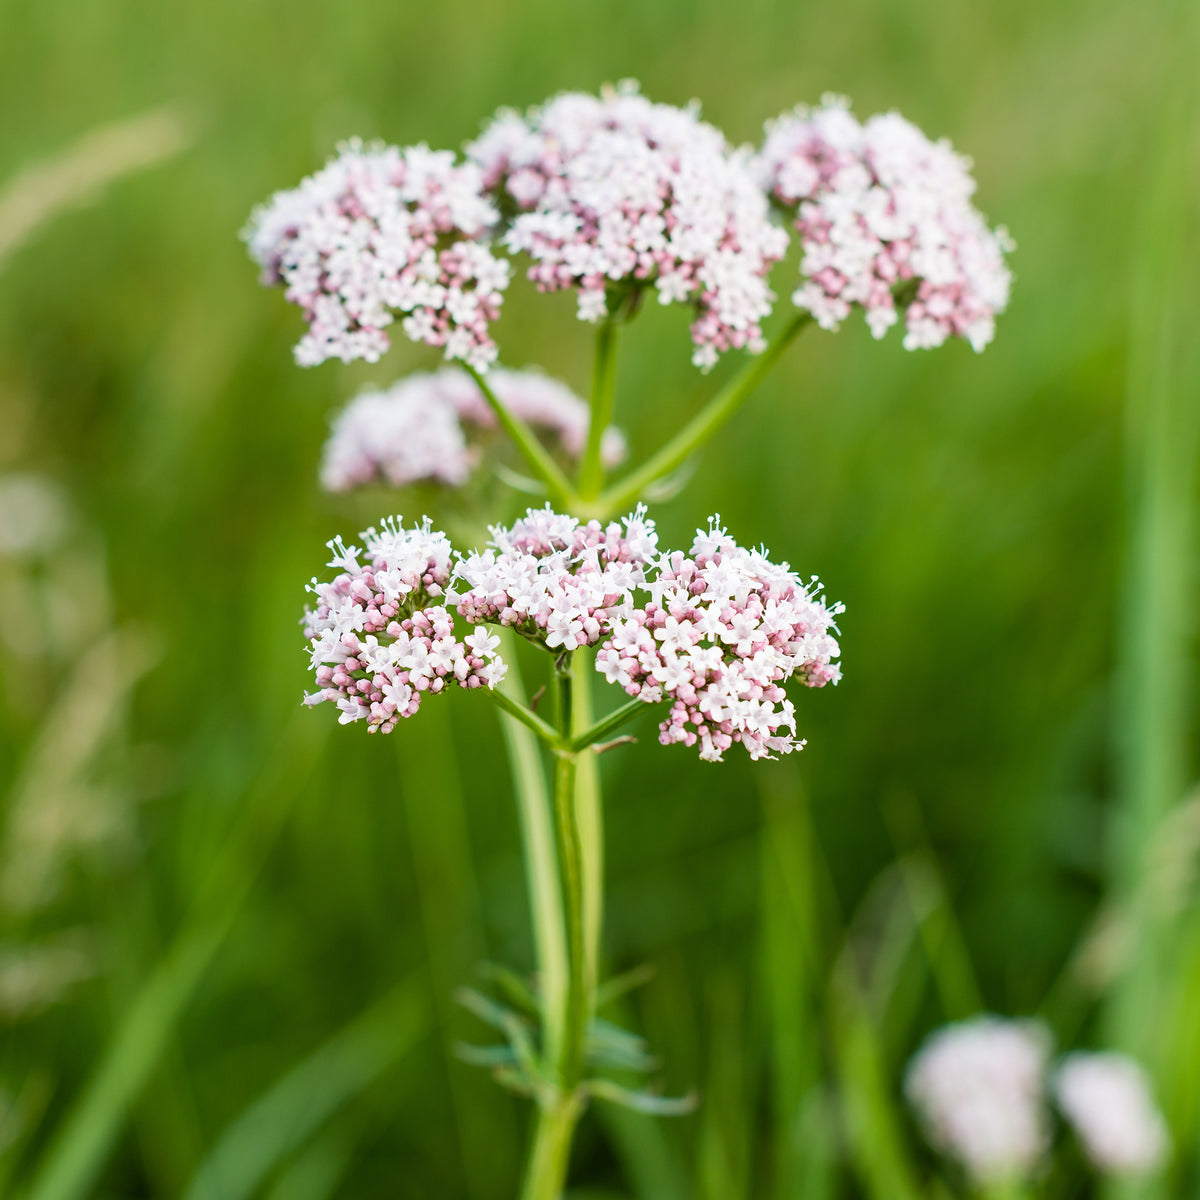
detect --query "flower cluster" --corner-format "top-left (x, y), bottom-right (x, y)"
top-left (320, 376), bottom-right (475, 492)
top-left (469, 83), bottom-right (789, 370)
top-left (757, 96), bottom-right (1013, 350)
top-left (905, 1017), bottom-right (1051, 1183)
top-left (1055, 1053), bottom-right (1169, 1177)
top-left (304, 518), bottom-right (506, 733)
top-left (319, 368), bottom-right (627, 493)
top-left (303, 509), bottom-right (841, 762)
top-left (244, 140), bottom-right (510, 369)
top-left (452, 505), bottom-right (659, 653)
top-left (596, 519), bottom-right (842, 762)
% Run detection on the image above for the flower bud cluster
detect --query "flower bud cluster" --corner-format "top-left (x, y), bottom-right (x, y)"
top-left (757, 95), bottom-right (1013, 351)
top-left (244, 140), bottom-right (510, 370)
top-left (468, 83), bottom-right (789, 370)
top-left (319, 367), bottom-right (626, 494)
top-left (304, 518), bottom-right (506, 733)
top-left (905, 1017), bottom-right (1051, 1183)
top-left (1054, 1053), bottom-right (1169, 1177)
top-left (451, 505), bottom-right (660, 653)
top-left (596, 519), bottom-right (842, 762)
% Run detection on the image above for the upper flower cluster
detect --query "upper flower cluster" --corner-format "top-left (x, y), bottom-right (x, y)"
top-left (596, 518), bottom-right (842, 761)
top-left (906, 1017), bottom-right (1169, 1183)
top-left (757, 95), bottom-right (1013, 350)
top-left (247, 86), bottom-right (1012, 373)
top-left (303, 518), bottom-right (506, 733)
top-left (244, 141), bottom-right (510, 370)
top-left (451, 505), bottom-right (659, 653)
top-left (320, 367), bottom-right (627, 493)
top-left (468, 83), bottom-right (789, 370)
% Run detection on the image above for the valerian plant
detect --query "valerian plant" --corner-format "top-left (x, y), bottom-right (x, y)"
top-left (245, 82), bottom-right (1013, 1200)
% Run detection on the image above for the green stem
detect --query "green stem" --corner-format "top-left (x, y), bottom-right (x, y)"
top-left (571, 653), bottom-right (603, 997)
top-left (578, 319), bottom-right (618, 500)
top-left (517, 666), bottom-right (590, 1200)
top-left (596, 312), bottom-right (812, 517)
top-left (553, 747), bottom-right (584, 1088)
top-left (518, 1091), bottom-right (585, 1200)
top-left (464, 363), bottom-right (577, 508)
top-left (486, 684), bottom-right (562, 747)
top-left (569, 697), bottom-right (646, 753)
top-left (551, 671), bottom-right (586, 1090)
top-left (494, 639), bottom-right (568, 1076)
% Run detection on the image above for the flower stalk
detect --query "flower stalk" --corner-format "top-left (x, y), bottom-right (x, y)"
top-left (595, 311), bottom-right (812, 517)
top-left (463, 363), bottom-right (577, 508)
top-left (578, 318), bottom-right (619, 500)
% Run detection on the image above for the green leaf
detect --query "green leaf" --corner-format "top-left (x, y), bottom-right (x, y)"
top-left (587, 1079), bottom-right (698, 1117)
top-left (478, 961), bottom-right (541, 1020)
top-left (595, 964), bottom-right (656, 1009)
top-left (454, 1042), bottom-right (521, 1069)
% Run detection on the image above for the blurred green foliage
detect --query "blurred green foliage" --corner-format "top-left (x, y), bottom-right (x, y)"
top-left (1, 0), bottom-right (1198, 1197)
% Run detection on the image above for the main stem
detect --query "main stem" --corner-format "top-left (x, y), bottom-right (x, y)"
top-left (495, 638), bottom-right (568, 1072)
top-left (571, 652), bottom-right (603, 995)
top-left (520, 666), bottom-right (589, 1200)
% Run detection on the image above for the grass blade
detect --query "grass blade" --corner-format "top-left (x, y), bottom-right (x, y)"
top-left (182, 975), bottom-right (428, 1200)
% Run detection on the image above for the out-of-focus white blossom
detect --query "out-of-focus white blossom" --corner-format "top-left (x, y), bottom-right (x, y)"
top-left (1055, 1053), bottom-right (1169, 1177)
top-left (757, 96), bottom-right (1012, 351)
top-left (469, 82), bottom-right (788, 371)
top-left (0, 931), bottom-right (95, 1019)
top-left (319, 367), bottom-right (626, 493)
top-left (0, 473), bottom-right (71, 557)
top-left (596, 517), bottom-right (841, 762)
top-left (245, 141), bottom-right (510, 370)
top-left (905, 1016), bottom-right (1050, 1183)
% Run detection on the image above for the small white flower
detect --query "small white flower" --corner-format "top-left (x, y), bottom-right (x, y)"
top-left (1055, 1054), bottom-right (1169, 1177)
top-left (905, 1016), bottom-right (1050, 1183)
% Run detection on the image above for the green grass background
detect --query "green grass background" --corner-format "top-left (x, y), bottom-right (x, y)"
top-left (1, 0), bottom-right (1198, 1196)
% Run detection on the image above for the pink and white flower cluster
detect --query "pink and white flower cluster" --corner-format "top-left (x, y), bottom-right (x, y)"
top-left (468, 83), bottom-right (789, 370)
top-left (319, 368), bottom-right (626, 493)
top-left (249, 86), bottom-right (1012, 374)
top-left (596, 518), bottom-right (842, 762)
top-left (305, 508), bottom-right (840, 759)
top-left (304, 518), bottom-right (506, 733)
top-left (757, 95), bottom-right (1013, 351)
top-left (451, 505), bottom-right (660, 653)
top-left (244, 140), bottom-right (510, 370)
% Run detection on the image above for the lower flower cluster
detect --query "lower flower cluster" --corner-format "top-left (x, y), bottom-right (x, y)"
top-left (304, 507), bottom-right (841, 760)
